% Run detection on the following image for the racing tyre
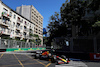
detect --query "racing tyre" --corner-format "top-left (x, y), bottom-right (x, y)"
top-left (51, 57), bottom-right (56, 63)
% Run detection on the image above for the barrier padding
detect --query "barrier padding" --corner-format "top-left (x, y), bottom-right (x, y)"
top-left (6, 48), bottom-right (46, 52)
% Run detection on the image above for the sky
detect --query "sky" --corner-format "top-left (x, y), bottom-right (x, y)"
top-left (2, 0), bottom-right (69, 28)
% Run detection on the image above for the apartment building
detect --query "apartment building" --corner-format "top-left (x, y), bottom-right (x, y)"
top-left (16, 5), bottom-right (43, 45)
top-left (0, 1), bottom-right (34, 41)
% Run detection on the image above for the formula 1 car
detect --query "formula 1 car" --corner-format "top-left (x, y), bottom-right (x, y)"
top-left (34, 50), bottom-right (52, 59)
top-left (34, 50), bottom-right (70, 64)
top-left (56, 55), bottom-right (70, 65)
top-left (34, 50), bottom-right (56, 61)
top-left (39, 51), bottom-right (52, 60)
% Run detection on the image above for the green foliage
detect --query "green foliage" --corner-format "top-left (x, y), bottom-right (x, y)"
top-left (92, 21), bottom-right (100, 27)
top-left (33, 34), bottom-right (39, 38)
top-left (46, 11), bottom-right (69, 46)
top-left (2, 36), bottom-right (14, 40)
top-left (46, 0), bottom-right (100, 46)
top-left (21, 39), bottom-right (26, 42)
top-left (89, 0), bottom-right (100, 11)
top-left (60, 0), bottom-right (100, 36)
top-left (29, 33), bottom-right (34, 37)
top-left (29, 33), bottom-right (41, 45)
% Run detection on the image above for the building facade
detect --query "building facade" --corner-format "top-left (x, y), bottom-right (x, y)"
top-left (16, 5), bottom-right (43, 45)
top-left (0, 1), bottom-right (34, 41)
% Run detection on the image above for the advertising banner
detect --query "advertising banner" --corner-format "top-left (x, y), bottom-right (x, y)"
top-left (6, 48), bottom-right (46, 52)
top-left (90, 53), bottom-right (100, 61)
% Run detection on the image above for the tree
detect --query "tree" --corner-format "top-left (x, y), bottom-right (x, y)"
top-left (47, 12), bottom-right (68, 46)
top-left (29, 33), bottom-right (41, 45)
top-left (60, 0), bottom-right (99, 36)
top-left (46, 0), bottom-right (100, 47)
top-left (89, 0), bottom-right (100, 11)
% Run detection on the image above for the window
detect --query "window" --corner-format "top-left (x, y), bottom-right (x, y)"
top-left (32, 12), bottom-right (34, 14)
top-left (21, 19), bottom-right (23, 23)
top-left (24, 26), bottom-right (26, 29)
top-left (36, 16), bottom-right (38, 18)
top-left (13, 22), bottom-right (15, 25)
top-left (2, 27), bottom-right (6, 32)
top-left (23, 32), bottom-right (26, 35)
top-left (9, 12), bottom-right (12, 17)
top-left (32, 15), bottom-right (33, 17)
top-left (25, 21), bottom-right (27, 24)
top-left (20, 26), bottom-right (22, 29)
top-left (14, 14), bottom-right (16, 19)
top-left (11, 30), bottom-right (14, 34)
top-left (3, 17), bottom-right (6, 22)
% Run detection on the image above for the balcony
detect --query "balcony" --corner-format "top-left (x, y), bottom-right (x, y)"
top-left (6, 29), bottom-right (11, 35)
top-left (10, 25), bottom-right (14, 29)
top-left (29, 29), bottom-right (33, 32)
top-left (24, 24), bottom-right (28, 26)
top-left (16, 25), bottom-right (21, 30)
top-left (15, 33), bottom-right (22, 37)
top-left (24, 22), bottom-right (28, 26)
top-left (17, 19), bottom-right (22, 24)
top-left (23, 35), bottom-right (29, 39)
top-left (17, 21), bottom-right (21, 24)
top-left (29, 37), bottom-right (34, 39)
top-left (0, 20), bottom-right (9, 27)
top-left (2, 12), bottom-right (11, 18)
top-left (24, 29), bottom-right (29, 32)
top-left (1, 29), bottom-right (11, 35)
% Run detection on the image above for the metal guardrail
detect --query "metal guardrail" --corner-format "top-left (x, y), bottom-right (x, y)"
top-left (0, 39), bottom-right (45, 49)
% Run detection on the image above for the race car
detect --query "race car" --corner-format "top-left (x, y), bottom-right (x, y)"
top-left (34, 50), bottom-right (51, 59)
top-left (56, 55), bottom-right (70, 65)
top-left (34, 50), bottom-right (70, 64)
top-left (39, 51), bottom-right (52, 60)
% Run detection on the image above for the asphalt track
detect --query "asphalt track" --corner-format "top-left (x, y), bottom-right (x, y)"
top-left (0, 53), bottom-right (100, 67)
top-left (0, 54), bottom-right (55, 67)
